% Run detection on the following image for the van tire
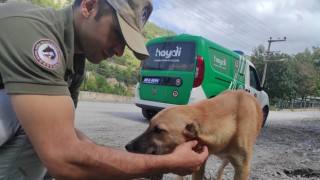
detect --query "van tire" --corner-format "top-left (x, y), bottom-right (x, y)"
top-left (262, 106), bottom-right (269, 127)
top-left (142, 109), bottom-right (158, 120)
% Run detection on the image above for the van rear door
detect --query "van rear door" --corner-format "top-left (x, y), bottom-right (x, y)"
top-left (140, 41), bottom-right (196, 105)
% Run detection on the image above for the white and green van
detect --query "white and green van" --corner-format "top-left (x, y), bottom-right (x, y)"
top-left (135, 34), bottom-right (269, 126)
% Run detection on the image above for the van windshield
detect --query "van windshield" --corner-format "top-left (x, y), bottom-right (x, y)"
top-left (142, 42), bottom-right (196, 71)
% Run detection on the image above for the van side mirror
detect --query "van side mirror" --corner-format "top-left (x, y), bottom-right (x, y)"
top-left (262, 82), bottom-right (269, 90)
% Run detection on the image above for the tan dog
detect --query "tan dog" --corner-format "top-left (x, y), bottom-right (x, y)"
top-left (126, 90), bottom-right (263, 180)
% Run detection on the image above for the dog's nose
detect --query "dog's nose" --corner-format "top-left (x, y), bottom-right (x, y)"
top-left (125, 143), bottom-right (133, 152)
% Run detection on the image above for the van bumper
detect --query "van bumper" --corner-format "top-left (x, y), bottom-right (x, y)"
top-left (134, 83), bottom-right (207, 111)
top-left (135, 83), bottom-right (175, 111)
top-left (135, 98), bottom-right (174, 111)
top-left (135, 102), bottom-right (165, 111)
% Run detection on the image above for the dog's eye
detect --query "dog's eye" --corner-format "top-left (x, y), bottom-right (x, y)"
top-left (154, 126), bottom-right (164, 134)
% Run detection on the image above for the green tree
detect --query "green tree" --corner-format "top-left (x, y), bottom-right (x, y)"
top-left (265, 53), bottom-right (294, 100)
top-left (85, 74), bottom-right (97, 91)
top-left (96, 74), bottom-right (112, 93)
top-left (143, 22), bottom-right (176, 41)
top-left (294, 49), bottom-right (318, 100)
top-left (250, 45), bottom-right (266, 79)
top-left (29, 0), bottom-right (68, 9)
top-left (112, 83), bottom-right (127, 96)
top-left (312, 46), bottom-right (320, 97)
top-left (31, 0), bottom-right (54, 7)
top-left (251, 45), bottom-right (297, 103)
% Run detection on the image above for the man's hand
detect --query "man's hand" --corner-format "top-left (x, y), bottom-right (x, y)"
top-left (169, 140), bottom-right (209, 176)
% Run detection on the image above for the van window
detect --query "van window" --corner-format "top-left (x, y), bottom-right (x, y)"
top-left (142, 42), bottom-right (196, 71)
top-left (249, 66), bottom-right (261, 90)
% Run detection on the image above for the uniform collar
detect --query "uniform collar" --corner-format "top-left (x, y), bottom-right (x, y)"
top-left (59, 5), bottom-right (75, 72)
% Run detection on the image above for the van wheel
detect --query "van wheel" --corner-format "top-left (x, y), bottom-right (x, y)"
top-left (262, 106), bottom-right (269, 127)
top-left (142, 109), bottom-right (158, 120)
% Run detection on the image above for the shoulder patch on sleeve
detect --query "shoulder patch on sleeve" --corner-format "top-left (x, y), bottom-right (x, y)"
top-left (33, 39), bottom-right (61, 69)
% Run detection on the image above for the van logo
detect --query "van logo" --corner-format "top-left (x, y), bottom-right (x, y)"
top-left (172, 90), bottom-right (179, 97)
top-left (152, 86), bottom-right (157, 95)
top-left (214, 56), bottom-right (227, 69)
top-left (155, 46), bottom-right (182, 58)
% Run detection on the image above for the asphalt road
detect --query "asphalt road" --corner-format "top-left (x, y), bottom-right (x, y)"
top-left (74, 101), bottom-right (320, 180)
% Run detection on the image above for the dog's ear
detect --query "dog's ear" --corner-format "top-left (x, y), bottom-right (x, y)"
top-left (183, 122), bottom-right (200, 139)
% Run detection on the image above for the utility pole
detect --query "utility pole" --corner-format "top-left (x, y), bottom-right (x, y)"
top-left (261, 37), bottom-right (286, 88)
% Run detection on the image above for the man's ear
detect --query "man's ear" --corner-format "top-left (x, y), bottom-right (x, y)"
top-left (183, 122), bottom-right (200, 139)
top-left (80, 0), bottom-right (97, 18)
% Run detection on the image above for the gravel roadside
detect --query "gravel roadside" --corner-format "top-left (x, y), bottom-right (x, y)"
top-left (248, 110), bottom-right (320, 180)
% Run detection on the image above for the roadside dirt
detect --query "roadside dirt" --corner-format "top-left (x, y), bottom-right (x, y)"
top-left (249, 114), bottom-right (320, 180)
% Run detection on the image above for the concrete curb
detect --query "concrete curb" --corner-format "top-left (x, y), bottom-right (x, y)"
top-left (78, 91), bottom-right (134, 104)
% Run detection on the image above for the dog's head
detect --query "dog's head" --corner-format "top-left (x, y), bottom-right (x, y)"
top-left (125, 106), bottom-right (201, 155)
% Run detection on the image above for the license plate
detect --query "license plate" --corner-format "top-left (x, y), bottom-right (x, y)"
top-left (142, 77), bottom-right (160, 85)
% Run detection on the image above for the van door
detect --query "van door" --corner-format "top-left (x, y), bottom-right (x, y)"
top-left (139, 41), bottom-right (196, 105)
top-left (246, 65), bottom-right (263, 103)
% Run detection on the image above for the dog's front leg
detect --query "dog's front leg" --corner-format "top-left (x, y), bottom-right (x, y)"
top-left (216, 159), bottom-right (229, 180)
top-left (233, 163), bottom-right (250, 180)
top-left (192, 159), bottom-right (207, 180)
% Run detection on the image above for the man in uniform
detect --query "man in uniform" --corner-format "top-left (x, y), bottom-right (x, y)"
top-left (0, 0), bottom-right (209, 179)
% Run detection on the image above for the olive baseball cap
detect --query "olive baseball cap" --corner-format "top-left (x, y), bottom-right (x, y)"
top-left (106, 0), bottom-right (153, 60)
